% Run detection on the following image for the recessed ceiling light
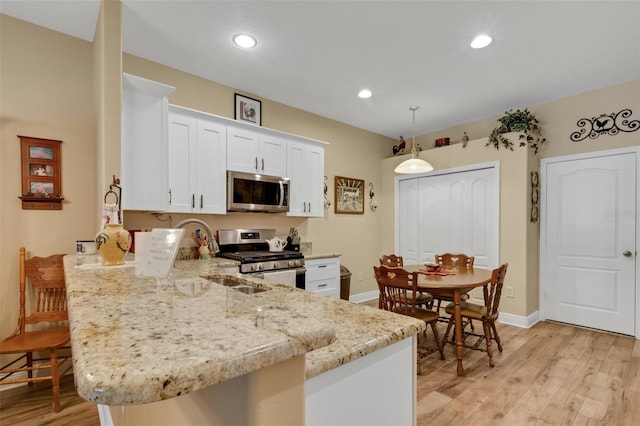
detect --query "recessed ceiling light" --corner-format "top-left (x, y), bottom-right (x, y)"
top-left (471, 34), bottom-right (492, 49)
top-left (233, 34), bottom-right (257, 48)
top-left (358, 89), bottom-right (372, 99)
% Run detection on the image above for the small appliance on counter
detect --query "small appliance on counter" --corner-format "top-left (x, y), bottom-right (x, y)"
top-left (217, 229), bottom-right (305, 289)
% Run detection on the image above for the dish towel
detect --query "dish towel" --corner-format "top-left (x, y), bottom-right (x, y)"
top-left (101, 203), bottom-right (119, 229)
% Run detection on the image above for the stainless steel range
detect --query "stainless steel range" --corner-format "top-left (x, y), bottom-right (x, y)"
top-left (216, 229), bottom-right (305, 288)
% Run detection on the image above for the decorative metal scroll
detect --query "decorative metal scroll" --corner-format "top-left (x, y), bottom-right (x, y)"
top-left (570, 108), bottom-right (639, 142)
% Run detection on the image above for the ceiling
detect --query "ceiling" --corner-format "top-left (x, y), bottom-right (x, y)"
top-left (2, 0), bottom-right (639, 139)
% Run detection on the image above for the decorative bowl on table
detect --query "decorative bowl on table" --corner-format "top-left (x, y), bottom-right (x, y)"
top-left (424, 263), bottom-right (442, 272)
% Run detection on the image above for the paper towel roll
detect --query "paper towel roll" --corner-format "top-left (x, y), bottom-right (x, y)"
top-left (134, 232), bottom-right (151, 262)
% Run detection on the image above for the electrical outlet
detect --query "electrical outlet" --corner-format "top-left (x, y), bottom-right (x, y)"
top-left (358, 271), bottom-right (363, 281)
top-left (506, 286), bottom-right (514, 298)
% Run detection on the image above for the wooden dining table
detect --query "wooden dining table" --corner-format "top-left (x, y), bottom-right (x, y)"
top-left (406, 265), bottom-right (493, 376)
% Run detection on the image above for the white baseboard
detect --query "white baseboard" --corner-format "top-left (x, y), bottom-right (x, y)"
top-left (498, 310), bottom-right (540, 328)
top-left (352, 290), bottom-right (541, 330)
top-left (349, 290), bottom-right (378, 304)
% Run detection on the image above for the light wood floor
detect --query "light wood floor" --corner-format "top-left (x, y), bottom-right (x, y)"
top-left (1, 315), bottom-right (638, 425)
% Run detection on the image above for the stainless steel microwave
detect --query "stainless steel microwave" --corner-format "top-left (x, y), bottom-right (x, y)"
top-left (227, 171), bottom-right (290, 213)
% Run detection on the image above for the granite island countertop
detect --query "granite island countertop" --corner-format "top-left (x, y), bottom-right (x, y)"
top-left (64, 255), bottom-right (425, 406)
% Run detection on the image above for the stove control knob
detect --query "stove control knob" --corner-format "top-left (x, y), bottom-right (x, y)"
top-left (288, 260), bottom-right (296, 267)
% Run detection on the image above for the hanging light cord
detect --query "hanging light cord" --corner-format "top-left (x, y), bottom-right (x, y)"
top-left (410, 105), bottom-right (419, 158)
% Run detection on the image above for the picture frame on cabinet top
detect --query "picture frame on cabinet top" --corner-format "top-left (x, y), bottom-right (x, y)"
top-left (234, 93), bottom-right (261, 126)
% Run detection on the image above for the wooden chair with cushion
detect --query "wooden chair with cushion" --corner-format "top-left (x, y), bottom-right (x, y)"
top-left (441, 263), bottom-right (508, 368)
top-left (0, 247), bottom-right (72, 412)
top-left (378, 255), bottom-right (433, 309)
top-left (433, 253), bottom-right (475, 316)
top-left (373, 265), bottom-right (445, 375)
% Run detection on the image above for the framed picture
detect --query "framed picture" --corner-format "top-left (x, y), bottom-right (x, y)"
top-left (18, 135), bottom-right (64, 210)
top-left (234, 93), bottom-right (262, 126)
top-left (334, 176), bottom-right (365, 214)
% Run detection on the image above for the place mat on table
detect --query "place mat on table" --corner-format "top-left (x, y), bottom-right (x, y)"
top-left (418, 268), bottom-right (455, 276)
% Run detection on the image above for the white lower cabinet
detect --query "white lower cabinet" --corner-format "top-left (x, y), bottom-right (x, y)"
top-left (306, 337), bottom-right (416, 426)
top-left (305, 257), bottom-right (339, 299)
top-left (167, 106), bottom-right (227, 214)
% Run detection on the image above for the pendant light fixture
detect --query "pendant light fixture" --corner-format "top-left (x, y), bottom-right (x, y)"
top-left (394, 105), bottom-right (434, 174)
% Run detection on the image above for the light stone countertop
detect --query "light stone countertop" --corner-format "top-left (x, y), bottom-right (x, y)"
top-left (303, 253), bottom-right (342, 261)
top-left (63, 255), bottom-right (425, 406)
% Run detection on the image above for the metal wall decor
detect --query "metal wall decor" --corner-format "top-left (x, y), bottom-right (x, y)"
top-left (570, 108), bottom-right (639, 142)
top-left (530, 171), bottom-right (539, 223)
top-left (323, 176), bottom-right (332, 209)
top-left (368, 182), bottom-right (378, 212)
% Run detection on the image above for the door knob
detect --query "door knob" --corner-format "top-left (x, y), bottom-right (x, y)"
top-left (623, 250), bottom-right (632, 257)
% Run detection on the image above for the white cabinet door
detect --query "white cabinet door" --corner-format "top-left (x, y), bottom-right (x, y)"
top-left (195, 120), bottom-right (227, 214)
top-left (168, 106), bottom-right (227, 214)
top-left (227, 126), bottom-right (286, 176)
top-left (305, 258), bottom-right (339, 299)
top-left (287, 139), bottom-right (325, 217)
top-left (167, 111), bottom-right (194, 212)
top-left (226, 126), bottom-right (260, 173)
top-left (260, 134), bottom-right (287, 177)
top-left (121, 73), bottom-right (175, 211)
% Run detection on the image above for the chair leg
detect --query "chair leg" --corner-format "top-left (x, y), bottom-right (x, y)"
top-left (50, 349), bottom-right (61, 413)
top-left (27, 352), bottom-right (34, 386)
top-left (483, 321), bottom-right (495, 368)
top-left (490, 321), bottom-right (503, 352)
top-left (429, 321), bottom-right (446, 360)
top-left (442, 316), bottom-right (454, 348)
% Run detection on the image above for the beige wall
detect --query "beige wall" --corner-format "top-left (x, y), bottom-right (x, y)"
top-left (0, 15), bottom-right (97, 352)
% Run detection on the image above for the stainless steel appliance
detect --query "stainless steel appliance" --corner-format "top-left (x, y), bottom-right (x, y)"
top-left (217, 229), bottom-right (305, 289)
top-left (227, 171), bottom-right (290, 213)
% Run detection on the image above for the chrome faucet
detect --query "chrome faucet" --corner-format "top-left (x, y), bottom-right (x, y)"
top-left (174, 218), bottom-right (219, 255)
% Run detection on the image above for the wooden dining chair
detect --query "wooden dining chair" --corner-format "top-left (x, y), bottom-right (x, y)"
top-left (433, 253), bottom-right (475, 316)
top-left (0, 247), bottom-right (72, 412)
top-left (441, 263), bottom-right (508, 367)
top-left (378, 255), bottom-right (433, 309)
top-left (373, 265), bottom-right (445, 375)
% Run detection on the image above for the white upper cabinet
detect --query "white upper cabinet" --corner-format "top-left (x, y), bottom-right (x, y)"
top-left (287, 139), bottom-right (325, 217)
top-left (167, 105), bottom-right (227, 214)
top-left (227, 125), bottom-right (287, 177)
top-left (121, 73), bottom-right (175, 211)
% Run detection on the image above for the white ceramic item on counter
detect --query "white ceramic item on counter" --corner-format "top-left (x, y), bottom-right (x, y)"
top-left (266, 236), bottom-right (287, 252)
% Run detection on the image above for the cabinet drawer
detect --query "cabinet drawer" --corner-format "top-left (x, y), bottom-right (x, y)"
top-left (306, 277), bottom-right (339, 293)
top-left (305, 258), bottom-right (339, 281)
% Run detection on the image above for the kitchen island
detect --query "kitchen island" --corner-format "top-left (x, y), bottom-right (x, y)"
top-left (63, 255), bottom-right (425, 425)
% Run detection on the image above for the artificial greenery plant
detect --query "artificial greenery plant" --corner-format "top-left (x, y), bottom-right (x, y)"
top-left (486, 108), bottom-right (546, 154)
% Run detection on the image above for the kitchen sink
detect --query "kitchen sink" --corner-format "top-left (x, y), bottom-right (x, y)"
top-left (201, 275), bottom-right (270, 294)
top-left (230, 285), bottom-right (269, 294)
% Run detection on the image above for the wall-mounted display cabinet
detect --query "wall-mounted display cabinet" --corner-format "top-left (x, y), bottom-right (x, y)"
top-left (18, 135), bottom-right (64, 210)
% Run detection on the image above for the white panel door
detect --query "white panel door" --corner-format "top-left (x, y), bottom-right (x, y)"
top-left (398, 178), bottom-right (420, 264)
top-left (419, 174), bottom-right (448, 264)
top-left (542, 152), bottom-right (636, 335)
